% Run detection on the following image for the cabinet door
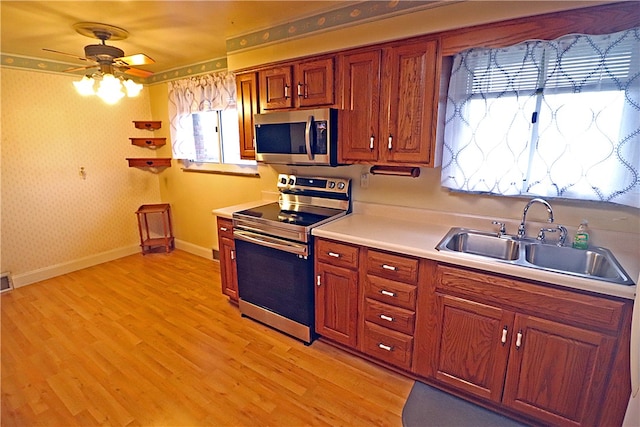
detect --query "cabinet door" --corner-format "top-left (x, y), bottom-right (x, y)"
top-left (219, 236), bottom-right (238, 301)
top-left (236, 73), bottom-right (257, 159)
top-left (339, 50), bottom-right (382, 163)
top-left (382, 40), bottom-right (439, 165)
top-left (503, 315), bottom-right (617, 426)
top-left (315, 262), bottom-right (359, 348)
top-left (434, 293), bottom-right (514, 402)
top-left (296, 58), bottom-right (334, 107)
top-left (260, 65), bottom-right (293, 110)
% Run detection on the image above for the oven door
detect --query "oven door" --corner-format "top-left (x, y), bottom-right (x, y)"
top-left (234, 230), bottom-right (314, 328)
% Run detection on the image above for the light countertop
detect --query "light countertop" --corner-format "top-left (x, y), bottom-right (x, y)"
top-left (312, 202), bottom-right (638, 300)
top-left (213, 198), bottom-right (637, 300)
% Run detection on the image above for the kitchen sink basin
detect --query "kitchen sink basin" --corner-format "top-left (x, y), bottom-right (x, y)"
top-left (436, 227), bottom-right (634, 285)
top-left (524, 244), bottom-right (628, 281)
top-left (439, 229), bottom-right (520, 261)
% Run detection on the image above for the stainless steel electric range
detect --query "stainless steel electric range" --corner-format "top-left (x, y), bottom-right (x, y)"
top-left (232, 174), bottom-right (351, 343)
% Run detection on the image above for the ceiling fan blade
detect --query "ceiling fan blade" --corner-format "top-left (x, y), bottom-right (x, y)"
top-left (116, 53), bottom-right (155, 66)
top-left (42, 48), bottom-right (91, 62)
top-left (64, 65), bottom-right (98, 73)
top-left (123, 67), bottom-right (154, 78)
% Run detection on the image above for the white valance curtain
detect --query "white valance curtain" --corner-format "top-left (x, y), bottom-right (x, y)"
top-left (441, 28), bottom-right (640, 208)
top-left (168, 71), bottom-right (236, 159)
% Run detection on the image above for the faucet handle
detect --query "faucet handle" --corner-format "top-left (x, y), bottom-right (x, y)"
top-left (555, 225), bottom-right (568, 247)
top-left (537, 227), bottom-right (557, 243)
top-left (491, 220), bottom-right (506, 236)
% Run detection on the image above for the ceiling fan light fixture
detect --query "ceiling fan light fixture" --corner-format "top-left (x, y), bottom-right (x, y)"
top-left (96, 74), bottom-right (125, 104)
top-left (73, 73), bottom-right (142, 104)
top-left (73, 75), bottom-right (96, 96)
top-left (123, 79), bottom-right (143, 97)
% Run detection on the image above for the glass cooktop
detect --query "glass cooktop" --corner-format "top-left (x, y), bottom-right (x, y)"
top-left (235, 202), bottom-right (343, 227)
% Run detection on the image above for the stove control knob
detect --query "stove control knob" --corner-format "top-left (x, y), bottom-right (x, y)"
top-left (328, 181), bottom-right (336, 189)
top-left (337, 182), bottom-right (346, 190)
top-left (279, 176), bottom-right (288, 185)
top-left (288, 177), bottom-right (295, 185)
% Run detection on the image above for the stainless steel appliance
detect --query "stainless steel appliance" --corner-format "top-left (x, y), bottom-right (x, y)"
top-left (254, 108), bottom-right (339, 166)
top-left (233, 174), bottom-right (351, 343)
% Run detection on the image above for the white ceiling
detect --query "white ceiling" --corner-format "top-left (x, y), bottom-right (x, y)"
top-left (0, 1), bottom-right (352, 74)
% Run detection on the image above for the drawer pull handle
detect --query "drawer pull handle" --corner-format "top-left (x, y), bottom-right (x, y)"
top-left (220, 227), bottom-right (228, 232)
top-left (328, 252), bottom-right (341, 258)
top-left (378, 343), bottom-right (393, 352)
top-left (382, 264), bottom-right (397, 271)
top-left (501, 325), bottom-right (508, 345)
top-left (380, 290), bottom-right (396, 297)
top-left (380, 314), bottom-right (394, 322)
top-left (515, 331), bottom-right (523, 349)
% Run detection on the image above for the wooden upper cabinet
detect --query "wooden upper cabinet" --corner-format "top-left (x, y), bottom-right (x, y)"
top-left (259, 58), bottom-right (335, 110)
top-left (339, 39), bottom-right (441, 166)
top-left (297, 58), bottom-right (334, 107)
top-left (260, 65), bottom-right (293, 110)
top-left (236, 72), bottom-right (258, 159)
top-left (338, 49), bottom-right (382, 163)
top-left (382, 40), bottom-right (439, 165)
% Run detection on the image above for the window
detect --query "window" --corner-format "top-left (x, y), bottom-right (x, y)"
top-left (441, 28), bottom-right (640, 208)
top-left (168, 71), bottom-right (256, 166)
top-left (187, 109), bottom-right (253, 165)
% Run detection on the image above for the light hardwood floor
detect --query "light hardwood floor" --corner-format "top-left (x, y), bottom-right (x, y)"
top-left (1, 250), bottom-right (413, 426)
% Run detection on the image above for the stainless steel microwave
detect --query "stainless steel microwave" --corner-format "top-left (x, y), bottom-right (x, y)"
top-left (254, 108), bottom-right (339, 166)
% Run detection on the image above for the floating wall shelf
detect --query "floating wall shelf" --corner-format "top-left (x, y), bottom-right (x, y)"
top-left (133, 121), bottom-right (162, 131)
top-left (126, 158), bottom-right (171, 168)
top-left (130, 138), bottom-right (166, 148)
top-left (127, 121), bottom-right (171, 171)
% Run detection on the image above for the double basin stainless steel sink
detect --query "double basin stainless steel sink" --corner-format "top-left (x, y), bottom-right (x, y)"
top-left (436, 227), bottom-right (635, 285)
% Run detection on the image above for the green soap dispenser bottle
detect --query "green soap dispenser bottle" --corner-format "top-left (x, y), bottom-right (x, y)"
top-left (572, 220), bottom-right (590, 250)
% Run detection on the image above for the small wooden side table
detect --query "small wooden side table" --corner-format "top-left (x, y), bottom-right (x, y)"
top-left (135, 203), bottom-right (175, 254)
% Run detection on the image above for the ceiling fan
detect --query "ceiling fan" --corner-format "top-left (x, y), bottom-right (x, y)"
top-left (44, 22), bottom-right (154, 78)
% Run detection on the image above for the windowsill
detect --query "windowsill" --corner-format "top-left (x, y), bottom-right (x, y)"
top-left (180, 161), bottom-right (260, 177)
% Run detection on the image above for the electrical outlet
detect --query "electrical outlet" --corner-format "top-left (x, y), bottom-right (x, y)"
top-left (360, 172), bottom-right (369, 188)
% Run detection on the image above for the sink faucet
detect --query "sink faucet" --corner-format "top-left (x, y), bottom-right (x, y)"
top-left (517, 198), bottom-right (554, 239)
top-left (536, 225), bottom-right (568, 246)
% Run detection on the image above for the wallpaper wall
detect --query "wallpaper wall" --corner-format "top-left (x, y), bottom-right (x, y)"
top-left (1, 68), bottom-right (162, 284)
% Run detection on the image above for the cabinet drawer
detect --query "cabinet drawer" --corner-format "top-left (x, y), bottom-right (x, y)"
top-left (217, 217), bottom-right (234, 239)
top-left (362, 321), bottom-right (413, 370)
top-left (364, 298), bottom-right (415, 335)
top-left (316, 239), bottom-right (359, 269)
top-left (364, 275), bottom-right (417, 310)
top-left (366, 250), bottom-right (418, 284)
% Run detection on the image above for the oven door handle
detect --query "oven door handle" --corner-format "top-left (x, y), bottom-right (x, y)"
top-left (234, 230), bottom-right (309, 257)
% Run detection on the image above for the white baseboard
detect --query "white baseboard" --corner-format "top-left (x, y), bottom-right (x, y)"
top-left (12, 245), bottom-right (140, 288)
top-left (11, 240), bottom-right (215, 289)
top-left (174, 239), bottom-right (214, 260)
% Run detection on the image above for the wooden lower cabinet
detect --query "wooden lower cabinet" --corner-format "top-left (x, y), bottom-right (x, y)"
top-left (314, 238), bottom-right (632, 427)
top-left (315, 239), bottom-right (360, 348)
top-left (216, 217), bottom-right (238, 302)
top-left (502, 314), bottom-right (617, 426)
top-left (433, 294), bottom-right (512, 402)
top-left (417, 264), bottom-right (631, 427)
